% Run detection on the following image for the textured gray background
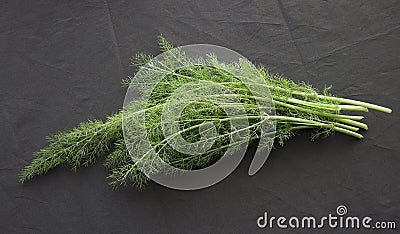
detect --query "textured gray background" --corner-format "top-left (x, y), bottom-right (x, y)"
top-left (1, 0), bottom-right (399, 233)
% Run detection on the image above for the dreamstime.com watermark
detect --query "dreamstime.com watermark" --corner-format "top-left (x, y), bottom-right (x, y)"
top-left (257, 205), bottom-right (396, 230)
top-left (123, 44), bottom-right (275, 190)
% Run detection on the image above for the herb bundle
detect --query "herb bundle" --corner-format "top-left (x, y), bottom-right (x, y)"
top-left (20, 36), bottom-right (392, 190)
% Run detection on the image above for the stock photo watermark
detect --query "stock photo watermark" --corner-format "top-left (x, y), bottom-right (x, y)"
top-left (123, 44), bottom-right (275, 190)
top-left (257, 205), bottom-right (396, 230)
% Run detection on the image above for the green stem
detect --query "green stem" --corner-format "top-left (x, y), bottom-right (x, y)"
top-left (266, 84), bottom-right (392, 113)
top-left (335, 118), bottom-right (368, 130)
top-left (272, 100), bottom-right (363, 121)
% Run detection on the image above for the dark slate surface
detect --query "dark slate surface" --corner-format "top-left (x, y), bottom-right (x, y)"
top-left (1, 0), bottom-right (399, 233)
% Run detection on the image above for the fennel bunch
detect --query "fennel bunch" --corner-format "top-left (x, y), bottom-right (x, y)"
top-left (20, 36), bottom-right (392, 190)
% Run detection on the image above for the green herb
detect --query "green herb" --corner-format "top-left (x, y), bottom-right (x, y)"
top-left (20, 36), bottom-right (392, 190)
